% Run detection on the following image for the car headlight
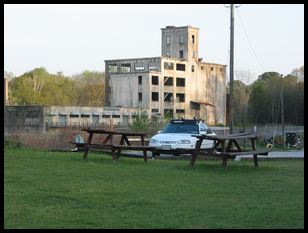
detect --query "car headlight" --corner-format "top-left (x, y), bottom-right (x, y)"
top-left (150, 139), bottom-right (158, 144)
top-left (177, 140), bottom-right (191, 144)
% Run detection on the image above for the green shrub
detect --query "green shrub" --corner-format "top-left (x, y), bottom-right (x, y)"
top-left (4, 136), bottom-right (22, 149)
top-left (129, 111), bottom-right (152, 132)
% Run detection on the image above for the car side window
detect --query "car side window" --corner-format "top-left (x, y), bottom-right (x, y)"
top-left (200, 123), bottom-right (213, 134)
top-left (200, 124), bottom-right (206, 132)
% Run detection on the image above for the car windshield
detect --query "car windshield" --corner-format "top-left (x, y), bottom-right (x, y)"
top-left (160, 123), bottom-right (199, 134)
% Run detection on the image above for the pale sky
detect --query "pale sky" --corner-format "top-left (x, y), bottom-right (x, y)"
top-left (4, 4), bottom-right (304, 82)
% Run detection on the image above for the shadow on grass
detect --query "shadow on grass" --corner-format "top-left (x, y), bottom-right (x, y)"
top-left (177, 160), bottom-right (278, 174)
top-left (68, 151), bottom-right (281, 175)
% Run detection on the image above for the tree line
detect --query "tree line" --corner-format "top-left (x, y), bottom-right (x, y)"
top-left (7, 67), bottom-right (105, 107)
top-left (231, 66), bottom-right (304, 129)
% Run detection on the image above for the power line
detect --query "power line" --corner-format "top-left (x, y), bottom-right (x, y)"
top-left (236, 8), bottom-right (265, 74)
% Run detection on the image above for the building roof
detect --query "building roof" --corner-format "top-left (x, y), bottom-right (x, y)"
top-left (161, 25), bottom-right (199, 30)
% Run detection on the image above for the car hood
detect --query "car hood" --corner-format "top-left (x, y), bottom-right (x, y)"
top-left (151, 133), bottom-right (198, 142)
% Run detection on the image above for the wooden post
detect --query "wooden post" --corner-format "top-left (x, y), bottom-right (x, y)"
top-left (222, 156), bottom-right (227, 170)
top-left (111, 146), bottom-right (117, 162)
top-left (83, 132), bottom-right (93, 159)
top-left (251, 138), bottom-right (258, 167)
top-left (190, 138), bottom-right (203, 166)
top-left (221, 140), bottom-right (227, 170)
top-left (141, 135), bottom-right (147, 162)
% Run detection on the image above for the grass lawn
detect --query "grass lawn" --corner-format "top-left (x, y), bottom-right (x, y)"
top-left (4, 147), bottom-right (304, 229)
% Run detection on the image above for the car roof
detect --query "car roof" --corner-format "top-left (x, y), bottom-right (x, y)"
top-left (170, 119), bottom-right (203, 124)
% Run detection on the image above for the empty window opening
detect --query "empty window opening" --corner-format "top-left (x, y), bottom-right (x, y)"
top-left (176, 93), bottom-right (185, 102)
top-left (211, 67), bottom-right (214, 71)
top-left (192, 35), bottom-right (195, 44)
top-left (166, 35), bottom-right (170, 45)
top-left (164, 62), bottom-right (174, 70)
top-left (138, 76), bottom-right (142, 85)
top-left (149, 63), bottom-right (158, 70)
top-left (152, 92), bottom-right (159, 101)
top-left (138, 92), bottom-right (142, 101)
top-left (176, 77), bottom-right (185, 87)
top-left (120, 63), bottom-right (131, 72)
top-left (69, 114), bottom-right (79, 118)
top-left (152, 76), bottom-right (159, 85)
top-left (179, 50), bottom-right (184, 58)
top-left (108, 64), bottom-right (118, 73)
top-left (164, 92), bottom-right (173, 102)
top-left (179, 34), bottom-right (184, 44)
top-left (151, 109), bottom-right (159, 113)
top-left (81, 114), bottom-right (90, 118)
top-left (176, 63), bottom-right (186, 71)
top-left (164, 109), bottom-right (174, 117)
top-left (164, 76), bottom-right (173, 86)
top-left (176, 109), bottom-right (185, 114)
top-left (102, 114), bottom-right (111, 118)
top-left (135, 63), bottom-right (145, 71)
top-left (191, 65), bottom-right (195, 72)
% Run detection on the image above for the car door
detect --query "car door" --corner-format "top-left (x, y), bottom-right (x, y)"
top-left (199, 123), bottom-right (215, 149)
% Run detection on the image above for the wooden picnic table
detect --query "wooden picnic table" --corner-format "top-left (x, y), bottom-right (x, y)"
top-left (81, 128), bottom-right (156, 162)
top-left (190, 132), bottom-right (270, 169)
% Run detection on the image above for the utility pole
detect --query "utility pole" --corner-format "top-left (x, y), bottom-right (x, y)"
top-left (229, 4), bottom-right (235, 134)
top-left (281, 74), bottom-right (285, 148)
top-left (225, 4), bottom-right (240, 133)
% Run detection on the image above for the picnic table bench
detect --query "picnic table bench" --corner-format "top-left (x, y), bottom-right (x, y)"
top-left (76, 128), bottom-right (156, 162)
top-left (190, 132), bottom-right (271, 169)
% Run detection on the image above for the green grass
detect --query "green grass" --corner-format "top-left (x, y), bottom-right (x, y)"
top-left (4, 147), bottom-right (304, 229)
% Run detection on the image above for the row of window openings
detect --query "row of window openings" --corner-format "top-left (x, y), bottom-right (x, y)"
top-left (138, 92), bottom-right (185, 102)
top-left (152, 109), bottom-right (185, 115)
top-left (166, 50), bottom-right (196, 59)
top-left (109, 62), bottom-right (222, 74)
top-left (166, 34), bottom-right (195, 45)
top-left (111, 63), bottom-right (220, 74)
top-left (139, 76), bottom-right (185, 87)
top-left (59, 114), bottom-right (121, 119)
top-left (164, 62), bottom-right (222, 72)
top-left (108, 63), bottom-right (158, 73)
top-left (164, 62), bottom-right (195, 72)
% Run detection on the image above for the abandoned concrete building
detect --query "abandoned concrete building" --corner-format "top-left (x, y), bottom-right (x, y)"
top-left (105, 25), bottom-right (227, 125)
top-left (4, 105), bottom-right (141, 134)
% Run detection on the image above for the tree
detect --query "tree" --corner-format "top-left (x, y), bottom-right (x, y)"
top-left (233, 70), bottom-right (254, 131)
top-left (248, 78), bottom-right (271, 124)
top-left (4, 70), bottom-right (14, 80)
top-left (232, 80), bottom-right (250, 131)
top-left (248, 70), bottom-right (304, 126)
top-left (291, 66), bottom-right (304, 81)
top-left (73, 70), bottom-right (105, 106)
top-left (8, 68), bottom-right (105, 107)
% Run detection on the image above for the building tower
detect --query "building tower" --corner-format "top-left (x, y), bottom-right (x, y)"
top-left (161, 26), bottom-right (199, 62)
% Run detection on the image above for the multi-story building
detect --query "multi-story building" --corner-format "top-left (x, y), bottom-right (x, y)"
top-left (105, 25), bottom-right (227, 125)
